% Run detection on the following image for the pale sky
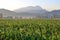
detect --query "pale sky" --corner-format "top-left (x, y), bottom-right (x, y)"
top-left (0, 0), bottom-right (60, 11)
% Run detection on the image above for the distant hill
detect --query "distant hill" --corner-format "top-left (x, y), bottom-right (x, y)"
top-left (0, 9), bottom-right (18, 17)
top-left (14, 6), bottom-right (47, 13)
top-left (0, 6), bottom-right (60, 19)
top-left (14, 6), bottom-right (48, 17)
top-left (47, 10), bottom-right (60, 18)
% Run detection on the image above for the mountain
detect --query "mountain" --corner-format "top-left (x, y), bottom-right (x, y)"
top-left (14, 6), bottom-right (60, 18)
top-left (14, 6), bottom-right (48, 17)
top-left (47, 10), bottom-right (60, 18)
top-left (14, 6), bottom-right (47, 13)
top-left (0, 9), bottom-right (18, 17)
top-left (14, 6), bottom-right (48, 13)
top-left (0, 6), bottom-right (60, 19)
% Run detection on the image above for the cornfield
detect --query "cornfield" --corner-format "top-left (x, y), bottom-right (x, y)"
top-left (0, 19), bottom-right (60, 40)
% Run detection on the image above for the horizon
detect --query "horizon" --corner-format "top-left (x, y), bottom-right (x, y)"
top-left (0, 0), bottom-right (60, 11)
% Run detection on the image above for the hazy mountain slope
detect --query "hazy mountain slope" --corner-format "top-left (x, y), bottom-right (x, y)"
top-left (14, 6), bottom-right (48, 17)
top-left (48, 10), bottom-right (60, 18)
top-left (14, 6), bottom-right (43, 12)
top-left (0, 6), bottom-right (60, 19)
top-left (14, 6), bottom-right (48, 13)
top-left (0, 9), bottom-right (18, 17)
top-left (14, 6), bottom-right (60, 18)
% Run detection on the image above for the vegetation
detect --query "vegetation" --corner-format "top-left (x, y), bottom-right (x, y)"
top-left (0, 19), bottom-right (60, 40)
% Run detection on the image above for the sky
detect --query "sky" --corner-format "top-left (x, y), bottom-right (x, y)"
top-left (0, 0), bottom-right (60, 11)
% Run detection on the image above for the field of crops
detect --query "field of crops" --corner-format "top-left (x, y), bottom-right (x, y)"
top-left (0, 19), bottom-right (60, 40)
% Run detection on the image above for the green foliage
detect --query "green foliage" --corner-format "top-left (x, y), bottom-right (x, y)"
top-left (0, 19), bottom-right (60, 40)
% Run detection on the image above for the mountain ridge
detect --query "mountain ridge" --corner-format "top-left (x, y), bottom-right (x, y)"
top-left (0, 6), bottom-right (60, 19)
